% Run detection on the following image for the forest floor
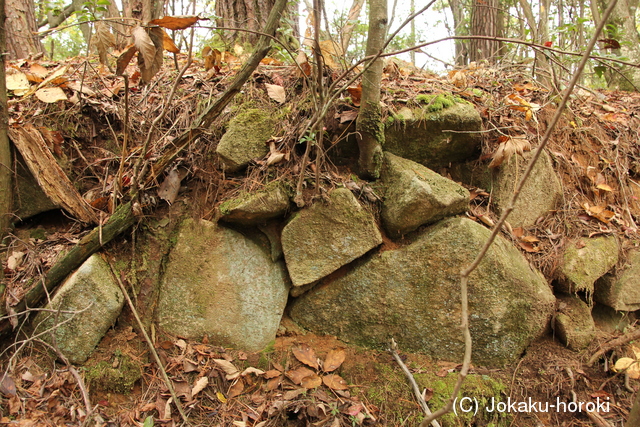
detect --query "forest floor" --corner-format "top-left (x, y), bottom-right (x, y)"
top-left (2, 50), bottom-right (640, 426)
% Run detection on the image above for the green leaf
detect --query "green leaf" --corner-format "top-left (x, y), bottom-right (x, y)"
top-left (143, 416), bottom-right (154, 427)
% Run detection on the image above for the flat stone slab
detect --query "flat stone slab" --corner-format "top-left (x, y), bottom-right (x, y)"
top-left (381, 152), bottom-right (469, 237)
top-left (281, 187), bottom-right (382, 287)
top-left (219, 182), bottom-right (290, 225)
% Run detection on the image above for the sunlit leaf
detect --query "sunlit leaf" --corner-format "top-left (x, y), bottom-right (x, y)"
top-left (149, 15), bottom-right (202, 30)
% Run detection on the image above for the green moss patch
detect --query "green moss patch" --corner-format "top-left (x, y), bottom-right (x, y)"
top-left (85, 352), bottom-right (142, 394)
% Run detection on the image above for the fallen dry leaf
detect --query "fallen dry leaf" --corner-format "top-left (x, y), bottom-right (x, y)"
top-left (323, 348), bottom-right (346, 373)
top-left (489, 136), bottom-right (531, 168)
top-left (293, 345), bottom-right (319, 369)
top-left (322, 374), bottom-right (348, 390)
top-left (35, 87), bottom-right (67, 103)
top-left (286, 366), bottom-right (316, 385)
top-left (228, 378), bottom-right (244, 398)
top-left (265, 83), bottom-right (286, 103)
top-left (191, 376), bottom-right (208, 397)
top-left (300, 373), bottom-right (322, 389)
top-left (214, 359), bottom-right (240, 380)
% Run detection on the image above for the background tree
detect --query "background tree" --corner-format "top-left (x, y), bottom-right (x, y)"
top-left (214, 0), bottom-right (299, 51)
top-left (593, 0), bottom-right (640, 90)
top-left (6, 0), bottom-right (44, 58)
top-left (468, 0), bottom-right (501, 63)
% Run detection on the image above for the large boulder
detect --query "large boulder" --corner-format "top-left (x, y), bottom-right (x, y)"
top-left (219, 182), bottom-right (290, 225)
top-left (381, 152), bottom-right (469, 237)
top-left (216, 109), bottom-right (275, 172)
top-left (157, 219), bottom-right (289, 351)
top-left (281, 188), bottom-right (382, 287)
top-left (556, 236), bottom-right (618, 294)
top-left (33, 254), bottom-right (125, 364)
top-left (384, 100), bottom-right (482, 170)
top-left (290, 217), bottom-right (555, 366)
top-left (595, 248), bottom-right (640, 311)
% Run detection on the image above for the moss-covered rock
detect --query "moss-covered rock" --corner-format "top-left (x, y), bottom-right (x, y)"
top-left (219, 182), bottom-right (290, 225)
top-left (554, 295), bottom-right (596, 351)
top-left (33, 254), bottom-right (125, 364)
top-left (290, 217), bottom-right (555, 366)
top-left (557, 236), bottom-right (618, 295)
top-left (216, 109), bottom-right (275, 172)
top-left (85, 351), bottom-right (142, 393)
top-left (157, 219), bottom-right (289, 351)
top-left (281, 188), bottom-right (382, 287)
top-left (381, 152), bottom-right (469, 238)
top-left (384, 102), bottom-right (482, 170)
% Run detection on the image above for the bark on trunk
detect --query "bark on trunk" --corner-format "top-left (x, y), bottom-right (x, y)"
top-left (469, 0), bottom-right (500, 63)
top-left (355, 0), bottom-right (386, 179)
top-left (215, 0), bottom-right (299, 51)
top-left (5, 0), bottom-right (44, 59)
top-left (0, 0), bottom-right (11, 240)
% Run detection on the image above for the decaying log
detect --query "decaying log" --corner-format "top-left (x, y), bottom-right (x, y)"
top-left (0, 202), bottom-right (135, 336)
top-left (8, 124), bottom-right (98, 224)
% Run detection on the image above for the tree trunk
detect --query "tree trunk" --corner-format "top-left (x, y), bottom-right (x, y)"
top-left (447, 0), bottom-right (468, 66)
top-left (5, 0), bottom-right (44, 59)
top-left (355, 0), bottom-right (386, 179)
top-left (215, 0), bottom-right (299, 51)
top-left (0, 0), bottom-right (11, 240)
top-left (469, 0), bottom-right (500, 63)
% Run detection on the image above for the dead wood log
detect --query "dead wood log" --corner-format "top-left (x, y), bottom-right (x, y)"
top-left (0, 202), bottom-right (135, 337)
top-left (8, 124), bottom-right (98, 224)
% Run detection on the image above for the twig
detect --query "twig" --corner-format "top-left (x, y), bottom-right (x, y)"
top-left (419, 1), bottom-right (618, 425)
top-left (389, 339), bottom-right (441, 427)
top-left (34, 338), bottom-right (93, 418)
top-left (587, 327), bottom-right (640, 367)
top-left (104, 256), bottom-right (189, 424)
top-left (129, 38), bottom-right (194, 198)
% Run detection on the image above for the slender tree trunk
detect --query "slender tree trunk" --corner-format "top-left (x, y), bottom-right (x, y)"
top-left (447, 0), bottom-right (467, 66)
top-left (5, 0), bottom-right (44, 59)
top-left (355, 0), bottom-right (386, 179)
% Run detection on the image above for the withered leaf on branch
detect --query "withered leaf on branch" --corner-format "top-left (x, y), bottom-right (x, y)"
top-left (94, 21), bottom-right (116, 66)
top-left (116, 44), bottom-right (138, 75)
top-left (161, 29), bottom-right (180, 54)
top-left (133, 26), bottom-right (156, 69)
top-left (148, 15), bottom-right (202, 30)
top-left (133, 26), bottom-right (164, 83)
